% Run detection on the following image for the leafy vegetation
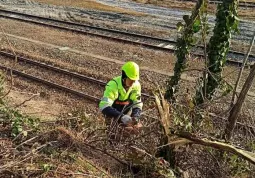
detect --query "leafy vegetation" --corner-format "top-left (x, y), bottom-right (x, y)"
top-left (162, 0), bottom-right (255, 176)
top-left (0, 73), bottom-right (40, 137)
top-left (196, 0), bottom-right (239, 104)
top-left (165, 0), bottom-right (206, 101)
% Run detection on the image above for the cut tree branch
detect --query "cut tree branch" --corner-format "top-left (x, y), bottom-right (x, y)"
top-left (176, 132), bottom-right (255, 165)
top-left (231, 31), bottom-right (255, 106)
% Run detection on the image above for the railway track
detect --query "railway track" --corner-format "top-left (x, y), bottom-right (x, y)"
top-left (0, 9), bottom-right (176, 51)
top-left (0, 52), bottom-right (104, 102)
top-left (0, 51), bottom-right (152, 100)
top-left (0, 9), bottom-right (254, 66)
top-left (0, 51), bottom-right (254, 130)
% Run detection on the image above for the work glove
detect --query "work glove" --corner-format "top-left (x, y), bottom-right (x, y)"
top-left (121, 115), bottom-right (132, 125)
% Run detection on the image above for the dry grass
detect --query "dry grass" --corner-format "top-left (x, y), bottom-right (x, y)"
top-left (0, 102), bottom-right (177, 178)
top-left (0, 126), bottom-right (114, 177)
top-left (34, 0), bottom-right (145, 16)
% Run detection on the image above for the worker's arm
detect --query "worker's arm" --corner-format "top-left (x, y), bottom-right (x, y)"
top-left (99, 81), bottom-right (122, 119)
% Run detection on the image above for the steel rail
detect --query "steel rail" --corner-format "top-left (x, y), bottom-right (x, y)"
top-left (0, 9), bottom-right (176, 52)
top-left (0, 65), bottom-right (100, 102)
top-left (2, 51), bottom-right (254, 100)
top-left (0, 14), bottom-right (175, 52)
top-left (0, 9), bottom-right (176, 44)
top-left (0, 9), bottom-right (254, 65)
top-left (0, 59), bottom-right (159, 122)
top-left (0, 51), bottom-right (152, 98)
top-left (0, 55), bottom-right (254, 129)
top-left (0, 51), bottom-right (106, 86)
top-left (0, 64), bottom-right (253, 131)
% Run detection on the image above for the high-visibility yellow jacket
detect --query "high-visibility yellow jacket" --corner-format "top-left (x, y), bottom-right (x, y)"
top-left (99, 76), bottom-right (143, 119)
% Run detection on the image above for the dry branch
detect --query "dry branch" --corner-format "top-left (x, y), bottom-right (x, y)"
top-left (0, 142), bottom-right (53, 171)
top-left (77, 156), bottom-right (113, 178)
top-left (176, 132), bottom-right (255, 165)
top-left (14, 93), bottom-right (40, 108)
top-left (53, 127), bottom-right (129, 166)
top-left (55, 170), bottom-right (102, 178)
top-left (154, 94), bottom-right (255, 165)
top-left (157, 138), bottom-right (192, 149)
top-left (225, 63), bottom-right (255, 140)
top-left (231, 31), bottom-right (255, 105)
top-left (154, 92), bottom-right (171, 138)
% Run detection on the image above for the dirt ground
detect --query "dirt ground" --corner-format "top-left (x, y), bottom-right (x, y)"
top-left (0, 0), bottom-right (254, 121)
top-left (34, 0), bottom-right (145, 15)
top-left (6, 88), bottom-right (64, 121)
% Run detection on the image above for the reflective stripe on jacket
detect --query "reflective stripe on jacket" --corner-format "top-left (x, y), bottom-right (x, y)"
top-left (99, 76), bottom-right (143, 113)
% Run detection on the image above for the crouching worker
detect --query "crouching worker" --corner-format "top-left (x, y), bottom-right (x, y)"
top-left (99, 61), bottom-right (143, 134)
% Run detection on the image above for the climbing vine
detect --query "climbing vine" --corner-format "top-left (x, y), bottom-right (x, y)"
top-left (196, 0), bottom-right (239, 104)
top-left (165, 0), bottom-right (206, 101)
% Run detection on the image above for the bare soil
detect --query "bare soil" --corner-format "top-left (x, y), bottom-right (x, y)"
top-left (34, 0), bottom-right (145, 15)
top-left (1, 16), bottom-right (254, 120)
top-left (4, 75), bottom-right (100, 121)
